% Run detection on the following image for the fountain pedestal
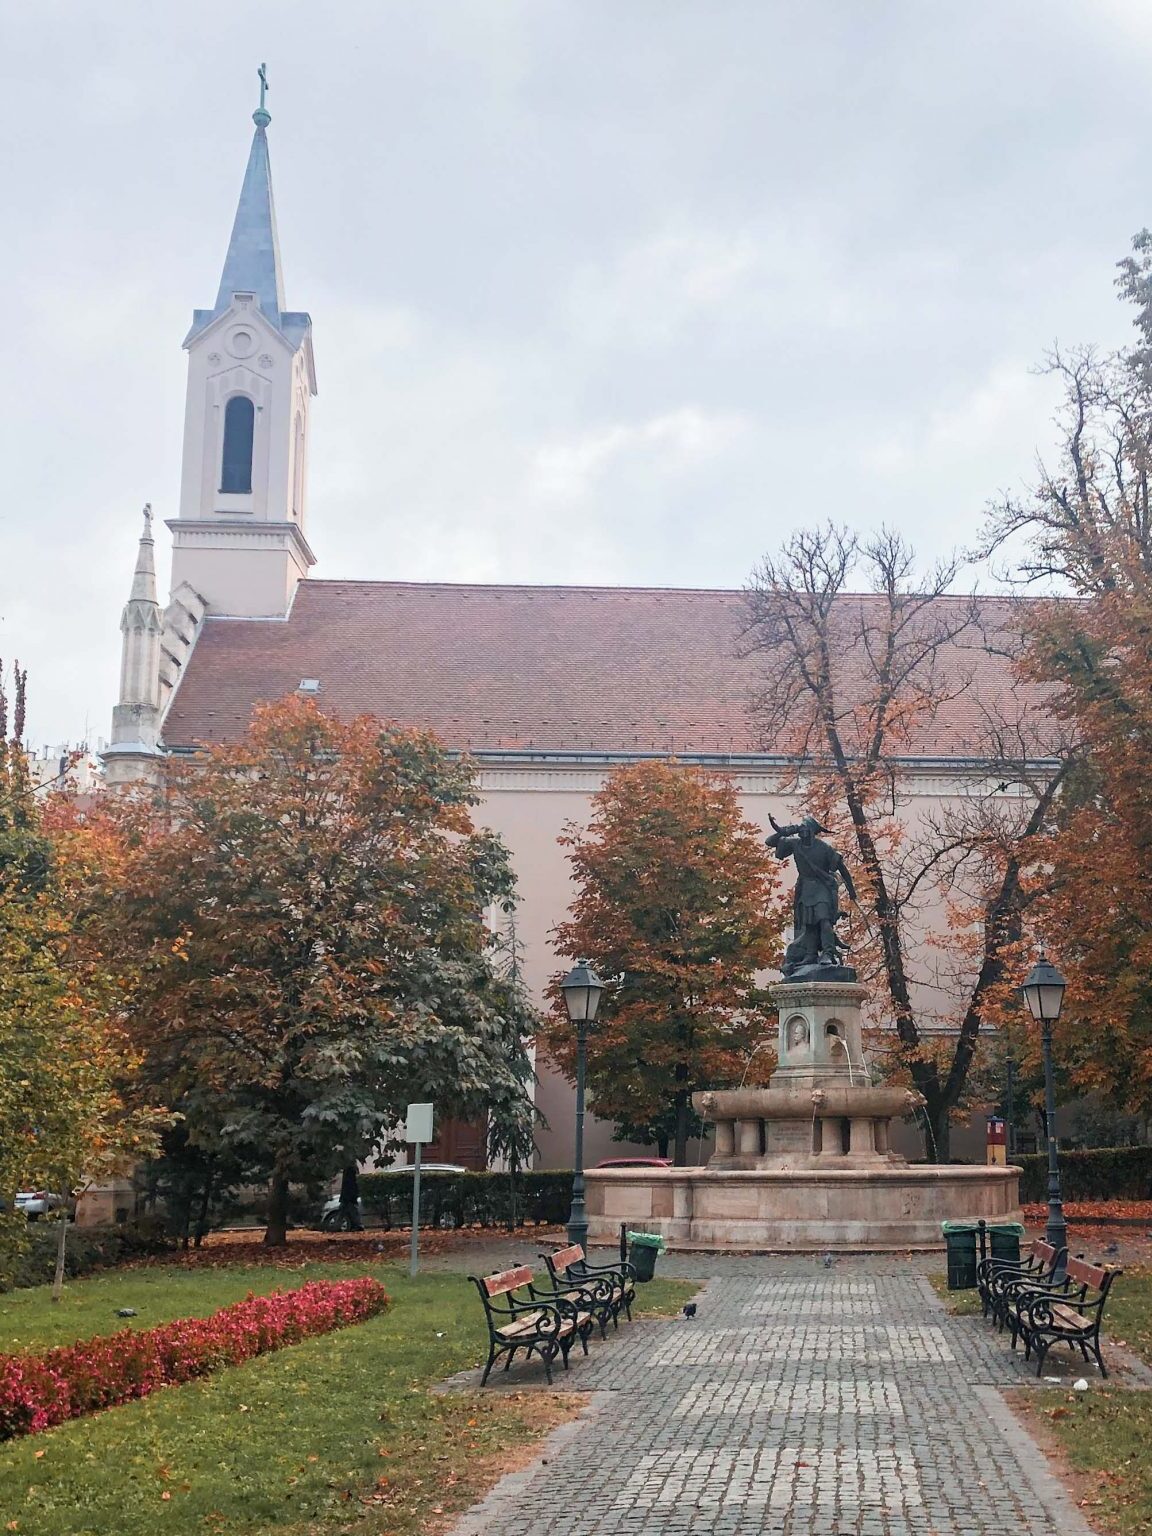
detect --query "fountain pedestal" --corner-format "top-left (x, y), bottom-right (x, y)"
top-left (584, 975), bottom-right (1021, 1251)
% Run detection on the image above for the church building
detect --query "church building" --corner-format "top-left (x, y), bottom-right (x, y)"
top-left (106, 95), bottom-right (1020, 1168)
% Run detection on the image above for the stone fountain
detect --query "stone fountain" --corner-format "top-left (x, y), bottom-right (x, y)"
top-left (585, 817), bottom-right (1021, 1251)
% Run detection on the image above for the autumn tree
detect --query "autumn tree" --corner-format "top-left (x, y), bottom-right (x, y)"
top-left (0, 664), bottom-right (160, 1285)
top-left (108, 696), bottom-right (537, 1245)
top-left (540, 760), bottom-right (787, 1165)
top-left (743, 527), bottom-right (1068, 1160)
top-left (979, 232), bottom-right (1152, 1115)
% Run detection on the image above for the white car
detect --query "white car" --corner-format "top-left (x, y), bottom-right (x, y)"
top-left (14, 1191), bottom-right (68, 1221)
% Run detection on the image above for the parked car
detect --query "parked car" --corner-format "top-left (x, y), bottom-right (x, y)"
top-left (14, 1191), bottom-right (70, 1221)
top-left (594, 1157), bottom-right (673, 1170)
top-left (318, 1164), bottom-right (469, 1231)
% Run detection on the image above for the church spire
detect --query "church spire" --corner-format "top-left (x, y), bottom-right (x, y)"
top-left (213, 65), bottom-right (285, 327)
top-left (103, 506), bottom-right (165, 788)
top-left (129, 504), bottom-right (158, 602)
top-left (172, 67), bottom-right (317, 619)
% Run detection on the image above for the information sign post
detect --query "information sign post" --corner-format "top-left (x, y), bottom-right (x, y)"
top-left (406, 1103), bottom-right (434, 1276)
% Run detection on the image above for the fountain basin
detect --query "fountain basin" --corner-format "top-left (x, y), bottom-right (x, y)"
top-left (585, 1163), bottom-right (1022, 1251)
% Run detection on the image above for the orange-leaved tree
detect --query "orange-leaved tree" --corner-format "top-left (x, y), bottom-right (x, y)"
top-left (105, 695), bottom-right (537, 1245)
top-left (980, 233), bottom-right (1152, 1113)
top-left (0, 664), bottom-right (163, 1287)
top-left (539, 760), bottom-right (787, 1165)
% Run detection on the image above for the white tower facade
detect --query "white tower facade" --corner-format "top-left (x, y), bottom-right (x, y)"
top-left (169, 94), bottom-right (317, 618)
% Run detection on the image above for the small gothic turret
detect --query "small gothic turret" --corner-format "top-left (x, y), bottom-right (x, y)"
top-left (103, 506), bottom-right (165, 789)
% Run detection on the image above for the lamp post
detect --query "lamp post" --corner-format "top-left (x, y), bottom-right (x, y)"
top-left (560, 959), bottom-right (605, 1253)
top-left (1021, 953), bottom-right (1069, 1274)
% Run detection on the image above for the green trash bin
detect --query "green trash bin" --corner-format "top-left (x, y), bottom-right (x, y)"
top-left (627, 1230), bottom-right (666, 1283)
top-left (941, 1220), bottom-right (979, 1290)
top-left (988, 1221), bottom-right (1025, 1266)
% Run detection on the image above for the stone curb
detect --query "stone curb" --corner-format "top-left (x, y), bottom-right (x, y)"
top-left (974, 1387), bottom-right (1100, 1536)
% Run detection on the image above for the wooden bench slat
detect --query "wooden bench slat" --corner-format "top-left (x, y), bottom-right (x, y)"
top-left (496, 1311), bottom-right (546, 1338)
top-left (1066, 1257), bottom-right (1110, 1289)
top-left (1050, 1304), bottom-right (1091, 1331)
top-left (551, 1244), bottom-right (585, 1269)
top-left (484, 1264), bottom-right (534, 1297)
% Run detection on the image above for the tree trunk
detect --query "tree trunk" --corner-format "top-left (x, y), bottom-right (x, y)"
top-left (50, 1188), bottom-right (70, 1303)
top-left (656, 1135), bottom-right (669, 1159)
top-left (338, 1163), bottom-right (363, 1230)
top-left (194, 1160), bottom-right (214, 1249)
top-left (264, 1169), bottom-right (290, 1246)
top-left (673, 1092), bottom-right (690, 1167)
top-left (924, 1100), bottom-right (951, 1164)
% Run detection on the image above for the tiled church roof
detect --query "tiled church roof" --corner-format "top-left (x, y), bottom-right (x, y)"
top-left (162, 579), bottom-right (1038, 758)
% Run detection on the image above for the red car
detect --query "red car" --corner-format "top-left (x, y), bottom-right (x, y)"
top-left (594, 1157), bottom-right (672, 1169)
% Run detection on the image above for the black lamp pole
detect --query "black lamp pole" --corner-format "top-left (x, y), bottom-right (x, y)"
top-left (1021, 954), bottom-right (1069, 1277)
top-left (560, 959), bottom-right (605, 1254)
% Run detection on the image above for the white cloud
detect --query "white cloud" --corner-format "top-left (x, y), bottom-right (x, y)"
top-left (531, 408), bottom-right (749, 503)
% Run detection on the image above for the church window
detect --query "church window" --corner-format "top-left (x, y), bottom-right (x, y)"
top-left (220, 395), bottom-right (255, 494)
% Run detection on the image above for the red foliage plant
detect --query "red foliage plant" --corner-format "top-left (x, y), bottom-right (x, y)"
top-left (0, 1277), bottom-right (388, 1440)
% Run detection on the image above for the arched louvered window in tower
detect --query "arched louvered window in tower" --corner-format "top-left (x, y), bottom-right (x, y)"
top-left (220, 395), bottom-right (255, 494)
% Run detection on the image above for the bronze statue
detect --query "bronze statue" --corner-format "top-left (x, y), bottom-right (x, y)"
top-left (766, 815), bottom-right (858, 977)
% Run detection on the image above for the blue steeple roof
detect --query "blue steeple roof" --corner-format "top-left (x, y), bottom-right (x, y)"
top-left (214, 120), bottom-right (285, 325)
top-left (184, 101), bottom-right (311, 350)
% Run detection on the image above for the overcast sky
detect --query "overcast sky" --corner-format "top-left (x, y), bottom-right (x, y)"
top-left (4, 1), bottom-right (1152, 749)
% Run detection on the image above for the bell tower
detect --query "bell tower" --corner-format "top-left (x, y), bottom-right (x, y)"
top-left (169, 66), bottom-right (317, 618)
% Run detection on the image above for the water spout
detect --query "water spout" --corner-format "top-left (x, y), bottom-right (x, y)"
top-left (737, 1039), bottom-right (775, 1089)
top-left (829, 1034), bottom-right (857, 1089)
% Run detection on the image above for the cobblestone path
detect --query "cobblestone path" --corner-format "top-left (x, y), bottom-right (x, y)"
top-left (450, 1260), bottom-right (1102, 1536)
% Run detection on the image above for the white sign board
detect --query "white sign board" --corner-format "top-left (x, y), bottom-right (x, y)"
top-left (406, 1102), bottom-right (434, 1144)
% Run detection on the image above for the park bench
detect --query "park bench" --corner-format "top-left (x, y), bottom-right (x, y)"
top-left (977, 1239), bottom-right (1066, 1326)
top-left (1011, 1257), bottom-right (1122, 1377)
top-left (468, 1263), bottom-right (595, 1386)
top-left (538, 1242), bottom-right (637, 1337)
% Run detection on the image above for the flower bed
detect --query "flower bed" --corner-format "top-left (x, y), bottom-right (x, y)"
top-left (0, 1276), bottom-right (389, 1440)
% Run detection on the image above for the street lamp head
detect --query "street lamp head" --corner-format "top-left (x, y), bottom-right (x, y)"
top-left (1022, 952), bottom-right (1067, 1024)
top-left (560, 958), bottom-right (605, 1024)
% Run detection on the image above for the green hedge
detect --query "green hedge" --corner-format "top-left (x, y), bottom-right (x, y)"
top-left (1, 1218), bottom-right (174, 1293)
top-left (1016, 1146), bottom-right (1152, 1202)
top-left (357, 1170), bottom-right (572, 1229)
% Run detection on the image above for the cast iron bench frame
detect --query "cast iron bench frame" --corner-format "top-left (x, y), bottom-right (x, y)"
top-left (538, 1242), bottom-right (636, 1336)
top-left (978, 1239), bottom-right (1066, 1327)
top-left (1011, 1257), bottom-right (1122, 1378)
top-left (468, 1264), bottom-right (594, 1386)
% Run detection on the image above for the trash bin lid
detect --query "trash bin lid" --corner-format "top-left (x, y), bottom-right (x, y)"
top-left (627, 1231), bottom-right (667, 1249)
top-left (940, 1220), bottom-right (980, 1234)
top-left (987, 1222), bottom-right (1026, 1237)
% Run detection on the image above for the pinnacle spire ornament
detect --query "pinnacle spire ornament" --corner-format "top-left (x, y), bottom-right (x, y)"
top-left (254, 61), bottom-right (270, 128)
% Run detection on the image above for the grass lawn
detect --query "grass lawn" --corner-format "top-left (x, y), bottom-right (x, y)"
top-left (0, 1262), bottom-right (697, 1536)
top-left (1013, 1269), bottom-right (1152, 1536)
top-left (926, 1272), bottom-right (982, 1316)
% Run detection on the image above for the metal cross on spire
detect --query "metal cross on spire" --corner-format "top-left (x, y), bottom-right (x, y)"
top-left (253, 62), bottom-right (271, 128)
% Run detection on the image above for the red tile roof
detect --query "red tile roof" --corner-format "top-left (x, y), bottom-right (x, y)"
top-left (161, 579), bottom-right (1039, 758)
